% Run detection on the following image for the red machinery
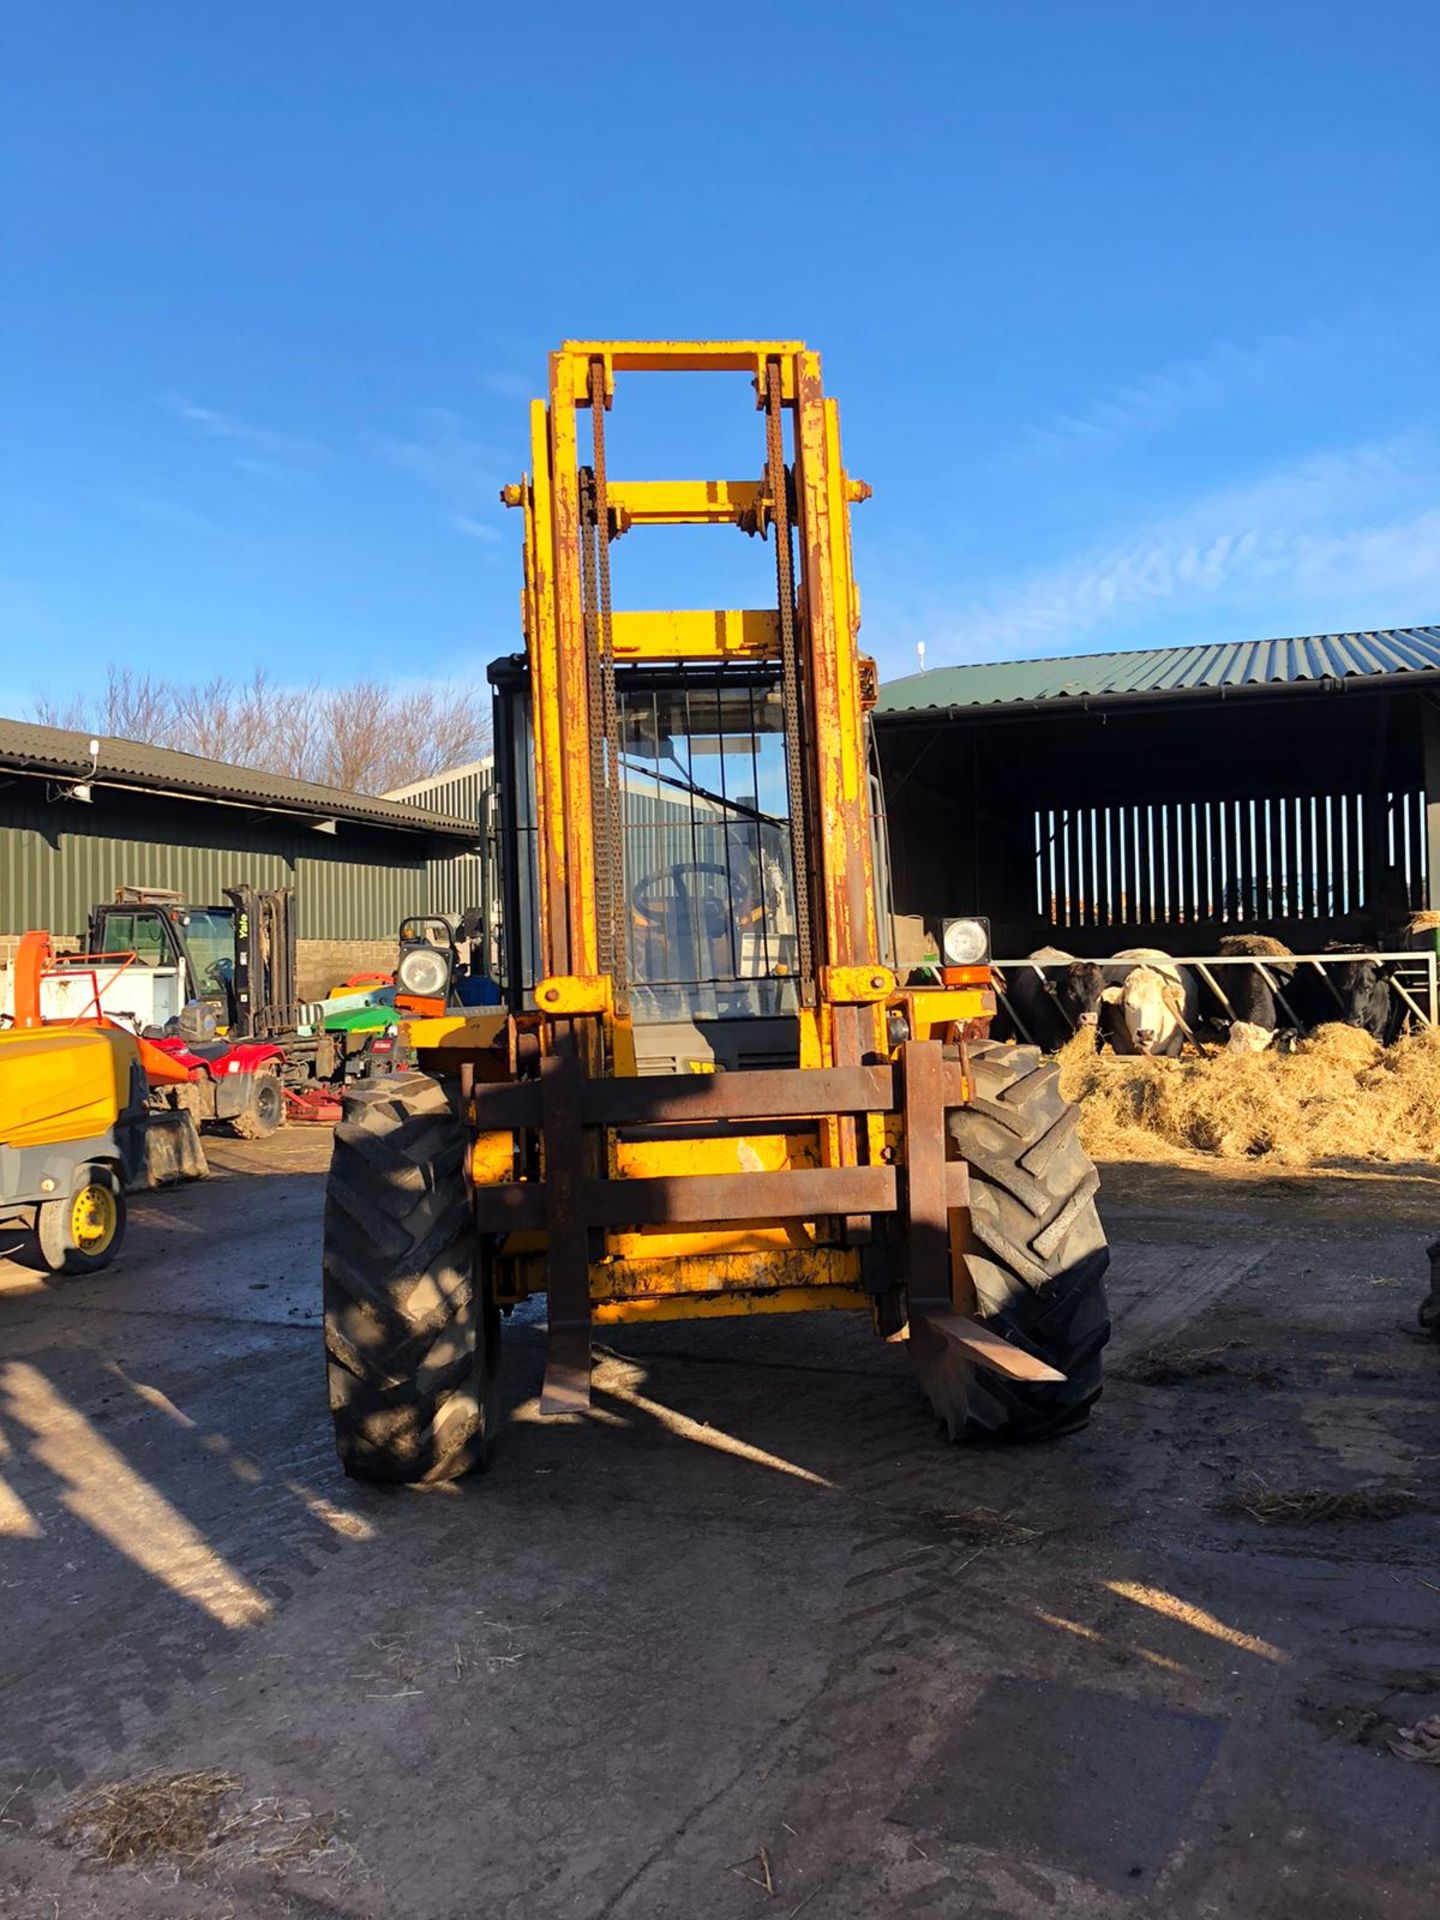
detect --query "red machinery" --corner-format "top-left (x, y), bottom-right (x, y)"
top-left (13, 932), bottom-right (292, 1137)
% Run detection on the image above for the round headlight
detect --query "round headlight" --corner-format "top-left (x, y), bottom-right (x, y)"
top-left (397, 946), bottom-right (450, 999)
top-left (941, 917), bottom-right (990, 966)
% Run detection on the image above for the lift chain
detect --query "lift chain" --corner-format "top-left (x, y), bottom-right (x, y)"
top-left (765, 359), bottom-right (815, 1002)
top-left (588, 357), bottom-right (627, 995)
top-left (578, 463), bottom-right (609, 972)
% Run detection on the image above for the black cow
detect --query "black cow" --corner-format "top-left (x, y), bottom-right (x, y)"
top-left (1289, 944), bottom-right (1402, 1043)
top-left (1204, 934), bottom-right (1298, 1051)
top-left (1053, 959), bottom-right (1108, 1035)
top-left (993, 948), bottom-right (1106, 1053)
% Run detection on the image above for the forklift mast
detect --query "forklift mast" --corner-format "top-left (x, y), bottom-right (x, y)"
top-left (224, 885), bottom-right (302, 1039)
top-left (494, 339), bottom-right (893, 1074)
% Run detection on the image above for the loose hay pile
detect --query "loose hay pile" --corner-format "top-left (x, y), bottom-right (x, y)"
top-left (55, 1768), bottom-right (351, 1880)
top-left (1058, 1021), bottom-right (1440, 1166)
top-left (1217, 1483), bottom-right (1418, 1525)
top-left (56, 1770), bottom-right (240, 1868)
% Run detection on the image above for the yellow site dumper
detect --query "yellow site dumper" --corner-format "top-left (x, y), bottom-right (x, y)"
top-left (0, 992), bottom-right (206, 1273)
top-left (0, 1023), bottom-right (152, 1271)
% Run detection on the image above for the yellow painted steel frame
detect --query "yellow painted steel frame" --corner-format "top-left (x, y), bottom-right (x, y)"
top-left (513, 342), bottom-right (884, 996)
top-left (436, 342), bottom-right (962, 1327)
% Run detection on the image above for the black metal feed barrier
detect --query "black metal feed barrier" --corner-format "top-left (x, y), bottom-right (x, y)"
top-left (991, 949), bottom-right (1440, 1048)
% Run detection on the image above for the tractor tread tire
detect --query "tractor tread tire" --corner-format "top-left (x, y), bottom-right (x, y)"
top-left (323, 1074), bottom-right (498, 1484)
top-left (916, 1041), bottom-right (1110, 1443)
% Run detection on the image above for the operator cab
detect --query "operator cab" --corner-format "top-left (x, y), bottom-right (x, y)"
top-left (491, 655), bottom-right (896, 1073)
top-left (89, 889), bottom-right (238, 1033)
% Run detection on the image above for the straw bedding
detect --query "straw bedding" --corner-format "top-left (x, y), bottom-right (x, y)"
top-left (1057, 1022), bottom-right (1440, 1166)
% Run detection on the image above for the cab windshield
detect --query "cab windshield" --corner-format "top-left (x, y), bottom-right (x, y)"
top-left (617, 668), bottom-right (799, 1022)
top-left (180, 909), bottom-right (237, 1003)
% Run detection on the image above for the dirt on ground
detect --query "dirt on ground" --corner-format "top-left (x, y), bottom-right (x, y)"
top-left (1, 1129), bottom-right (1438, 1919)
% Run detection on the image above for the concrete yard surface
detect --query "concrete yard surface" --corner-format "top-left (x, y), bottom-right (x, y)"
top-left (2, 1132), bottom-right (1439, 1918)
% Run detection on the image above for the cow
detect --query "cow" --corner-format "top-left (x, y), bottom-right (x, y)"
top-left (993, 947), bottom-right (1107, 1052)
top-left (1098, 948), bottom-right (1199, 1057)
top-left (1226, 1019), bottom-right (1277, 1054)
top-left (1289, 944), bottom-right (1402, 1043)
top-left (1201, 933), bottom-right (1299, 1051)
top-left (1053, 958), bottom-right (1108, 1037)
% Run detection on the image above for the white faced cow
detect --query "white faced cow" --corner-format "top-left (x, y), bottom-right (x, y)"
top-left (1099, 948), bottom-right (1198, 1057)
top-left (1225, 1019), bottom-right (1276, 1054)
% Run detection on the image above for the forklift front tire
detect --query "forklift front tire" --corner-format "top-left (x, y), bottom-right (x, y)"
top-left (915, 1041), bottom-right (1110, 1441)
top-left (323, 1073), bottom-right (500, 1484)
top-left (36, 1165), bottom-right (127, 1275)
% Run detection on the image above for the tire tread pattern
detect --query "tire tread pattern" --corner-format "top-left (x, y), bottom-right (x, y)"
top-left (920, 1041), bottom-right (1110, 1442)
top-left (323, 1073), bottom-right (496, 1483)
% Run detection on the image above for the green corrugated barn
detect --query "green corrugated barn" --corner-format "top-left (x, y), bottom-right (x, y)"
top-left (0, 718), bottom-right (480, 997)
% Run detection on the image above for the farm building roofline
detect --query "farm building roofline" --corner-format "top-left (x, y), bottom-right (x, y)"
top-left (875, 625), bottom-right (1440, 721)
top-left (382, 754), bottom-right (494, 801)
top-left (0, 716), bottom-right (480, 840)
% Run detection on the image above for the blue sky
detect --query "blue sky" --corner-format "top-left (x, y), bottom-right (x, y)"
top-left (2, 1), bottom-right (1437, 720)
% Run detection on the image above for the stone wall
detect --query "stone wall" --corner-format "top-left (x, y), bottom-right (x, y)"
top-left (0, 936), bottom-right (394, 1007)
top-left (0, 932), bottom-right (82, 974)
top-left (295, 939), bottom-right (396, 1002)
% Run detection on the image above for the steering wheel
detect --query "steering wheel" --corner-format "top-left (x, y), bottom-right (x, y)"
top-left (631, 862), bottom-right (754, 933)
top-left (198, 957), bottom-right (234, 996)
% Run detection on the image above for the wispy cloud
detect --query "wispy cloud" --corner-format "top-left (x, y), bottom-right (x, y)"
top-left (374, 407), bottom-right (508, 546)
top-left (478, 370), bottom-right (532, 403)
top-left (450, 514), bottom-right (503, 543)
top-left (167, 397), bottom-right (325, 470)
top-left (928, 434), bottom-right (1440, 659)
top-left (1012, 324), bottom-right (1332, 464)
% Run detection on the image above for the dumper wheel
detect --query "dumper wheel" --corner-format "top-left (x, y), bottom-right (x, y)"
top-left (914, 1040), bottom-right (1110, 1442)
top-left (36, 1164), bottom-right (127, 1275)
top-left (323, 1073), bottom-right (500, 1484)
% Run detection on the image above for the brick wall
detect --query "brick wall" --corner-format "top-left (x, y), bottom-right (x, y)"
top-left (0, 932), bottom-right (82, 973)
top-left (0, 934), bottom-right (393, 1006)
top-left (296, 939), bottom-right (396, 1001)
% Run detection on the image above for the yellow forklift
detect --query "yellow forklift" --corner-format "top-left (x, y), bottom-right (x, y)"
top-left (323, 341), bottom-right (1109, 1483)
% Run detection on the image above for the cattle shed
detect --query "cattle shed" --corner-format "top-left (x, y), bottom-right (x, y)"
top-left (873, 625), bottom-right (1440, 964)
top-left (0, 718), bottom-right (480, 997)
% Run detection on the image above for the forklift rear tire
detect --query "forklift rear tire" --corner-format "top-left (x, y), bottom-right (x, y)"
top-left (915, 1041), bottom-right (1110, 1442)
top-left (229, 1070), bottom-right (285, 1139)
top-left (323, 1073), bottom-right (500, 1484)
top-left (36, 1165), bottom-right (127, 1276)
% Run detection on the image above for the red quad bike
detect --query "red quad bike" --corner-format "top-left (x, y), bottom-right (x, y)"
top-left (86, 883), bottom-right (405, 1130)
top-left (146, 1031), bottom-right (289, 1140)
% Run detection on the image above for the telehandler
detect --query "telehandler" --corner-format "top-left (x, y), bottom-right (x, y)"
top-left (322, 341), bottom-right (1109, 1484)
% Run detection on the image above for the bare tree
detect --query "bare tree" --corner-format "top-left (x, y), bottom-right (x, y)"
top-left (31, 665), bottom-right (492, 796)
top-left (35, 665), bottom-right (177, 745)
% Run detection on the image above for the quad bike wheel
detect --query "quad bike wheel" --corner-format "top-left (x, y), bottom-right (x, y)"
top-left (229, 1069), bottom-right (285, 1140)
top-left (37, 1165), bottom-right (127, 1275)
top-left (913, 1040), bottom-right (1110, 1441)
top-left (323, 1072), bottom-right (500, 1483)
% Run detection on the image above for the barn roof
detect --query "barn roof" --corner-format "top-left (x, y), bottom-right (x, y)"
top-left (875, 625), bottom-right (1440, 718)
top-left (0, 716), bottom-right (479, 839)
